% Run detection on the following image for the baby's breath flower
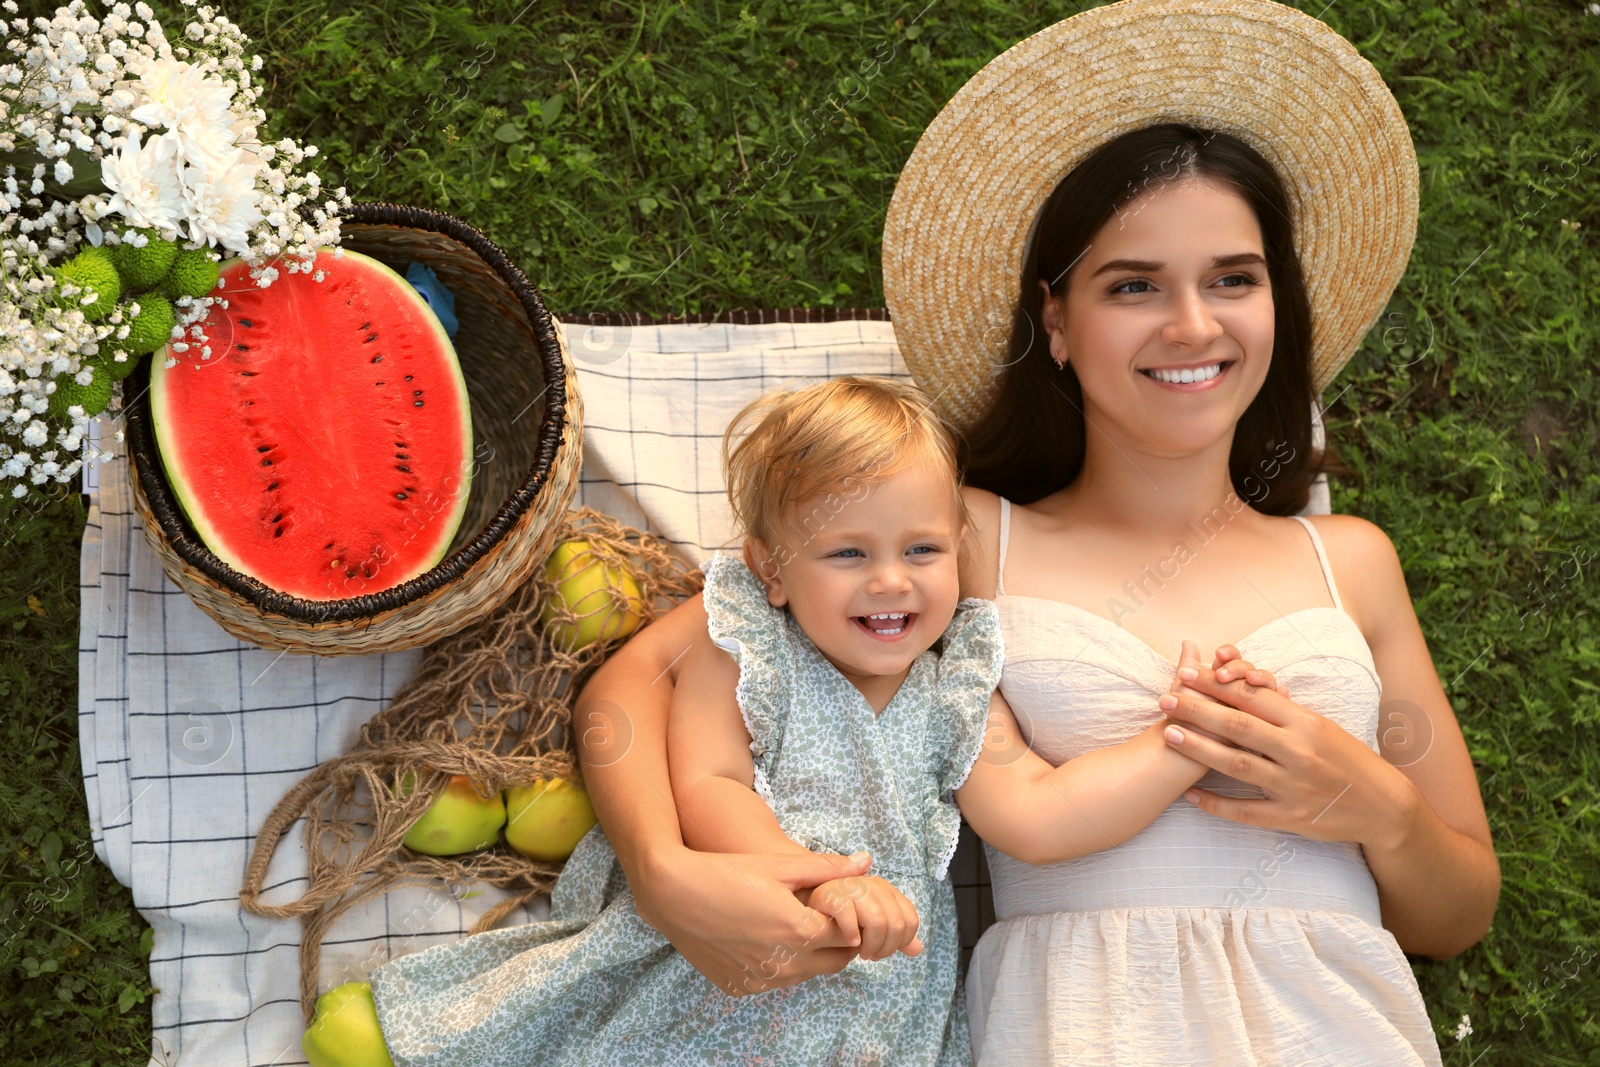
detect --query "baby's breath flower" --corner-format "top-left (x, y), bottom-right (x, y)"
top-left (0, 0), bottom-right (349, 499)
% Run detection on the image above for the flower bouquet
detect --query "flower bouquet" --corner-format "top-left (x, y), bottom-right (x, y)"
top-left (9, 0), bottom-right (582, 656)
top-left (0, 0), bottom-right (350, 499)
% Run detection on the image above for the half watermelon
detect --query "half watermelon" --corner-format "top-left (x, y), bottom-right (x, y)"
top-left (150, 249), bottom-right (473, 601)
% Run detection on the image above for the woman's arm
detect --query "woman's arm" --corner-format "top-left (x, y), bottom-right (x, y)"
top-left (1158, 516), bottom-right (1500, 960)
top-left (575, 594), bottom-right (868, 995)
top-left (957, 664), bottom-right (1211, 866)
top-left (1331, 515), bottom-right (1500, 958)
top-left (574, 593), bottom-right (707, 878)
top-left (666, 631), bottom-right (812, 857)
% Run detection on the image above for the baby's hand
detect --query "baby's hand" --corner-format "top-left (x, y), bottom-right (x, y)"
top-left (802, 875), bottom-right (922, 962)
top-left (1211, 642), bottom-right (1291, 698)
top-left (1165, 642), bottom-right (1282, 749)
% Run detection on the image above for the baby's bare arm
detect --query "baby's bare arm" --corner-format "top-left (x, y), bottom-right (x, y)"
top-left (957, 641), bottom-right (1276, 865)
top-left (958, 689), bottom-right (1208, 865)
top-left (667, 631), bottom-right (812, 857)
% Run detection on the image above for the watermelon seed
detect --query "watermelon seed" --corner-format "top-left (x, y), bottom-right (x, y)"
top-left (371, 355), bottom-right (383, 363)
top-left (324, 542), bottom-right (335, 550)
top-left (413, 400), bottom-right (424, 407)
top-left (346, 569), bottom-right (356, 578)
top-left (268, 482), bottom-right (279, 491)
top-left (359, 322), bottom-right (372, 330)
top-left (240, 319), bottom-right (253, 327)
top-left (261, 458), bottom-right (272, 466)
top-left (274, 527), bottom-right (284, 538)
top-left (241, 370), bottom-right (257, 377)
top-left (412, 390), bottom-right (422, 397)
top-left (272, 513), bottom-right (283, 523)
top-left (396, 465), bottom-right (411, 473)
top-left (256, 445), bottom-right (270, 453)
top-left (236, 343), bottom-right (250, 351)
top-left (405, 375), bottom-right (414, 381)
top-left (364, 333), bottom-right (378, 344)
top-left (395, 492), bottom-right (408, 500)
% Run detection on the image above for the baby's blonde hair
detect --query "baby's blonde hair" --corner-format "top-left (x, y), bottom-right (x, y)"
top-left (722, 375), bottom-right (969, 548)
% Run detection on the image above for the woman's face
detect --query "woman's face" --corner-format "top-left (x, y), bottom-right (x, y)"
top-left (1040, 177), bottom-right (1276, 459)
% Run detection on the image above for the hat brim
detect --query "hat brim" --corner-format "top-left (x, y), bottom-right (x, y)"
top-left (883, 0), bottom-right (1418, 432)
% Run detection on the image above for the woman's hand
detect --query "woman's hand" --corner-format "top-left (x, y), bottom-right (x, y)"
top-left (633, 845), bottom-right (872, 997)
top-left (1156, 655), bottom-right (1413, 848)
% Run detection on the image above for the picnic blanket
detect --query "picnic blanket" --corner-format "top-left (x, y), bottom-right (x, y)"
top-left (78, 313), bottom-right (1329, 1066)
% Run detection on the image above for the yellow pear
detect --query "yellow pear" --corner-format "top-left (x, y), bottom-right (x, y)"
top-left (395, 772), bottom-right (506, 856)
top-left (540, 539), bottom-right (645, 650)
top-left (302, 981), bottom-right (395, 1067)
top-left (504, 777), bottom-right (599, 862)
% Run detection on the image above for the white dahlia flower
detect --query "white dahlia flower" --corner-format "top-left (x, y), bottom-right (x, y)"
top-left (180, 149), bottom-right (263, 253)
top-left (100, 129), bottom-right (185, 231)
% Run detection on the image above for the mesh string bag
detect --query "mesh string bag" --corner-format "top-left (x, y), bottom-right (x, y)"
top-left (239, 507), bottom-right (705, 1020)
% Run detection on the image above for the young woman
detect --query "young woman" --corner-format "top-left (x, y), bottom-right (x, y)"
top-left (571, 2), bottom-right (1498, 1062)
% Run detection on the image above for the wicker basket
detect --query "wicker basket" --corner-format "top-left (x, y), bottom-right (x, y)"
top-left (122, 202), bottom-right (583, 655)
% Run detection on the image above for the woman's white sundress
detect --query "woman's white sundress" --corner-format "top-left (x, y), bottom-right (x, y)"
top-left (369, 554), bottom-right (1002, 1066)
top-left (966, 498), bottom-right (1444, 1066)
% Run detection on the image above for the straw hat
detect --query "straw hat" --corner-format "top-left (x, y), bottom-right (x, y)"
top-left (882, 0), bottom-right (1418, 432)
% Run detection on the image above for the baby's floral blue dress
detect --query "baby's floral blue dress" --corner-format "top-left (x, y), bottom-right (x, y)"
top-left (368, 553), bottom-right (1003, 1066)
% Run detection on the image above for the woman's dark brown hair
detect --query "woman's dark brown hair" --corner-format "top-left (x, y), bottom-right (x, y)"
top-left (961, 122), bottom-right (1326, 514)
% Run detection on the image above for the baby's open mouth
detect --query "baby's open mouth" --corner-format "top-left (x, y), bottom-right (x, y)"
top-left (853, 612), bottom-right (914, 638)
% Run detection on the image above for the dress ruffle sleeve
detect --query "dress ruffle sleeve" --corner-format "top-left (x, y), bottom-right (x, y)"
top-left (699, 553), bottom-right (794, 808)
top-left (924, 597), bottom-right (1005, 880)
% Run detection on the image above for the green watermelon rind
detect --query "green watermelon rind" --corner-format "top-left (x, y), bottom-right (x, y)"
top-left (150, 249), bottom-right (475, 600)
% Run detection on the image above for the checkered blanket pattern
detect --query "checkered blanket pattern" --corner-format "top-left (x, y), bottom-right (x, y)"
top-left (79, 316), bottom-right (923, 1066)
top-left (78, 314), bottom-right (1328, 1065)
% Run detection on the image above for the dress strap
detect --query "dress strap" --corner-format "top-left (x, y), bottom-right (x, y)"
top-left (1290, 515), bottom-right (1343, 612)
top-left (995, 497), bottom-right (1012, 597)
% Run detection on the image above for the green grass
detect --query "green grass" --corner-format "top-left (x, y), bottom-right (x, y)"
top-left (2, 0), bottom-right (1596, 1062)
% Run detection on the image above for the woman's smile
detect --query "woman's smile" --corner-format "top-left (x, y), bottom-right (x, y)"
top-left (1138, 359), bottom-right (1237, 390)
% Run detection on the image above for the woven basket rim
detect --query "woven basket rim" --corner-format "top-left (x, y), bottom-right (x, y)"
top-left (122, 200), bottom-right (571, 624)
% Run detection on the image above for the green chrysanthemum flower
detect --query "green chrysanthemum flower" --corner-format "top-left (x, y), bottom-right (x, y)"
top-left (111, 228), bottom-right (181, 290)
top-left (123, 294), bottom-right (177, 355)
top-left (160, 248), bottom-right (222, 300)
top-left (56, 247), bottom-right (123, 322)
top-left (48, 369), bottom-right (115, 421)
top-left (91, 350), bottom-right (144, 382)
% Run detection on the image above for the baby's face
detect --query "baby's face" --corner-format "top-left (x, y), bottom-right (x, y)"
top-left (750, 459), bottom-right (964, 690)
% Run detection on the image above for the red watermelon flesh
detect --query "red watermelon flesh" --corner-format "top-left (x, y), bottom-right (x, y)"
top-left (151, 249), bottom-right (473, 602)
